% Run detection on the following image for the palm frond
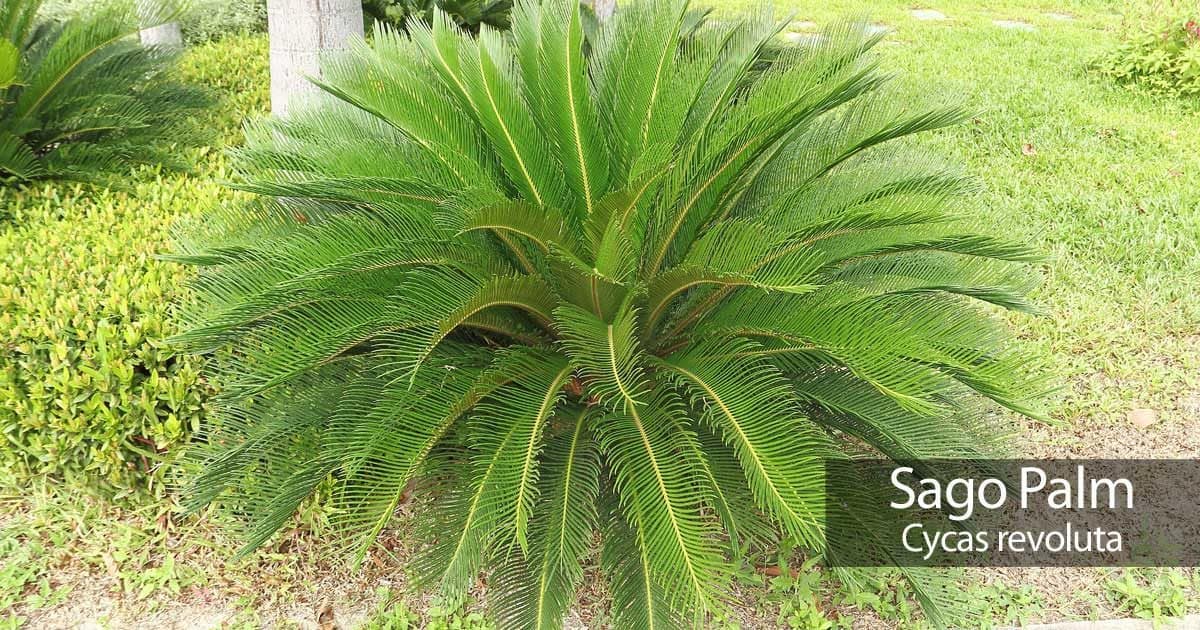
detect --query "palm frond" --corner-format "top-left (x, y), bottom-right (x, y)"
top-left (0, 0), bottom-right (207, 183)
top-left (490, 406), bottom-right (600, 630)
top-left (659, 339), bottom-right (828, 547)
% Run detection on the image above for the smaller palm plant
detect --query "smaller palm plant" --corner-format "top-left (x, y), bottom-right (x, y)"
top-left (176, 0), bottom-right (1045, 627)
top-left (363, 0), bottom-right (513, 35)
top-left (0, 0), bottom-right (208, 183)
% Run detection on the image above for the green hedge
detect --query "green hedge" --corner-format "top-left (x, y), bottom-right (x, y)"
top-left (0, 34), bottom-right (267, 498)
top-left (177, 34), bottom-right (270, 140)
top-left (0, 174), bottom-right (226, 497)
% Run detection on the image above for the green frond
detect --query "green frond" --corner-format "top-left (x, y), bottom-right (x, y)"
top-left (588, 0), bottom-right (688, 178)
top-left (452, 198), bottom-right (582, 257)
top-left (646, 220), bottom-right (824, 331)
top-left (659, 339), bottom-right (828, 547)
top-left (0, 131), bottom-right (44, 179)
top-left (544, 248), bottom-right (630, 321)
top-left (414, 347), bottom-right (572, 595)
top-left (181, 362), bottom-right (362, 553)
top-left (323, 345), bottom-right (496, 562)
top-left (594, 390), bottom-right (728, 621)
top-left (388, 269), bottom-right (559, 383)
top-left (315, 31), bottom-right (500, 188)
top-left (793, 369), bottom-right (1004, 461)
top-left (490, 406), bottom-right (600, 630)
top-left (601, 489), bottom-right (681, 630)
top-left (644, 25), bottom-right (888, 274)
top-left (515, 0), bottom-right (610, 218)
top-left (554, 299), bottom-right (647, 410)
top-left (694, 426), bottom-right (780, 551)
top-left (582, 165), bottom-right (671, 256)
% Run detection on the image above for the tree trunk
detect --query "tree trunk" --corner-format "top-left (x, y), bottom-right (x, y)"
top-left (139, 22), bottom-right (182, 47)
top-left (587, 0), bottom-right (615, 22)
top-left (137, 1), bottom-right (183, 48)
top-left (267, 0), bottom-right (364, 116)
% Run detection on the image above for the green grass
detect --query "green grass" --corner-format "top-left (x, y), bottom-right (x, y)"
top-left (702, 0), bottom-right (1200, 447)
top-left (2, 2), bottom-right (1199, 627)
top-left (858, 3), bottom-right (1200, 442)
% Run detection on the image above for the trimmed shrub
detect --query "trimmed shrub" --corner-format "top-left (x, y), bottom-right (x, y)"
top-left (179, 0), bottom-right (268, 45)
top-left (0, 24), bottom-right (266, 498)
top-left (0, 174), bottom-right (226, 497)
top-left (176, 34), bottom-right (271, 144)
top-left (1094, 3), bottom-right (1200, 96)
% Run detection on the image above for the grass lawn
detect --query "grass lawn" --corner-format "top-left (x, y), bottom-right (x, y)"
top-left (2, 1), bottom-right (1198, 627)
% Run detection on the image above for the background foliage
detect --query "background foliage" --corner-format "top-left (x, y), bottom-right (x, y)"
top-left (1094, 1), bottom-right (1200, 96)
top-left (178, 0), bottom-right (267, 44)
top-left (39, 0), bottom-right (268, 45)
top-left (0, 0), bottom-right (210, 183)
top-left (0, 34), bottom-right (262, 498)
top-left (363, 0), bottom-right (513, 34)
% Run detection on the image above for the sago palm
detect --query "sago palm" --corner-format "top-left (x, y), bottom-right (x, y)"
top-left (0, 0), bottom-right (207, 183)
top-left (176, 0), bottom-right (1044, 626)
top-left (363, 0), bottom-right (514, 35)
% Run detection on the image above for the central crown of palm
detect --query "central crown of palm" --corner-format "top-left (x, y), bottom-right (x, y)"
top-left (177, 0), bottom-right (1043, 627)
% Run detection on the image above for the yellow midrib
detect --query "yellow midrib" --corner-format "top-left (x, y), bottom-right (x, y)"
top-left (477, 47), bottom-right (545, 206)
top-left (534, 412), bottom-right (587, 630)
top-left (606, 324), bottom-right (708, 607)
top-left (515, 363), bottom-right (574, 548)
top-left (667, 361), bottom-right (806, 527)
top-left (649, 137), bottom-right (757, 274)
top-left (564, 23), bottom-right (594, 217)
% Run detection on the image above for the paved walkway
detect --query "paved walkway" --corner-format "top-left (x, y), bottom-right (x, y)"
top-left (1018, 615), bottom-right (1200, 630)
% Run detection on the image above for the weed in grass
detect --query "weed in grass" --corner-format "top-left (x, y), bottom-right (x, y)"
top-left (967, 583), bottom-right (1044, 628)
top-left (832, 571), bottom-right (920, 626)
top-left (1105, 569), bottom-right (1197, 622)
top-left (362, 587), bottom-right (422, 630)
top-left (764, 558), bottom-right (834, 629)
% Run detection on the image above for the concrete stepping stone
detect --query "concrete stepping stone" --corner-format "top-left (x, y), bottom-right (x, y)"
top-left (1017, 615), bottom-right (1200, 629)
top-left (787, 20), bottom-right (817, 31)
top-left (783, 22), bottom-right (890, 45)
top-left (994, 19), bottom-right (1036, 31)
top-left (911, 9), bottom-right (946, 21)
top-left (782, 32), bottom-right (827, 45)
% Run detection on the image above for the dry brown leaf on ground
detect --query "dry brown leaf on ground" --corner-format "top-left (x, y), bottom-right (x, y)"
top-left (1128, 408), bottom-right (1157, 428)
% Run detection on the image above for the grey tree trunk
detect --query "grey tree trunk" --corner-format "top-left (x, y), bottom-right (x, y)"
top-left (137, 1), bottom-right (183, 48)
top-left (267, 0), bottom-right (364, 116)
top-left (587, 0), bottom-right (615, 21)
top-left (139, 22), bottom-right (182, 46)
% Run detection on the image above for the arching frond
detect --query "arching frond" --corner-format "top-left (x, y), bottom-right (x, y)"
top-left (388, 269), bottom-right (559, 382)
top-left (659, 339), bottom-right (828, 547)
top-left (490, 406), bottom-right (601, 630)
top-left (594, 391), bottom-right (728, 622)
top-left (601, 490), bottom-right (681, 630)
top-left (414, 347), bottom-right (572, 595)
top-left (515, 0), bottom-right (610, 219)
